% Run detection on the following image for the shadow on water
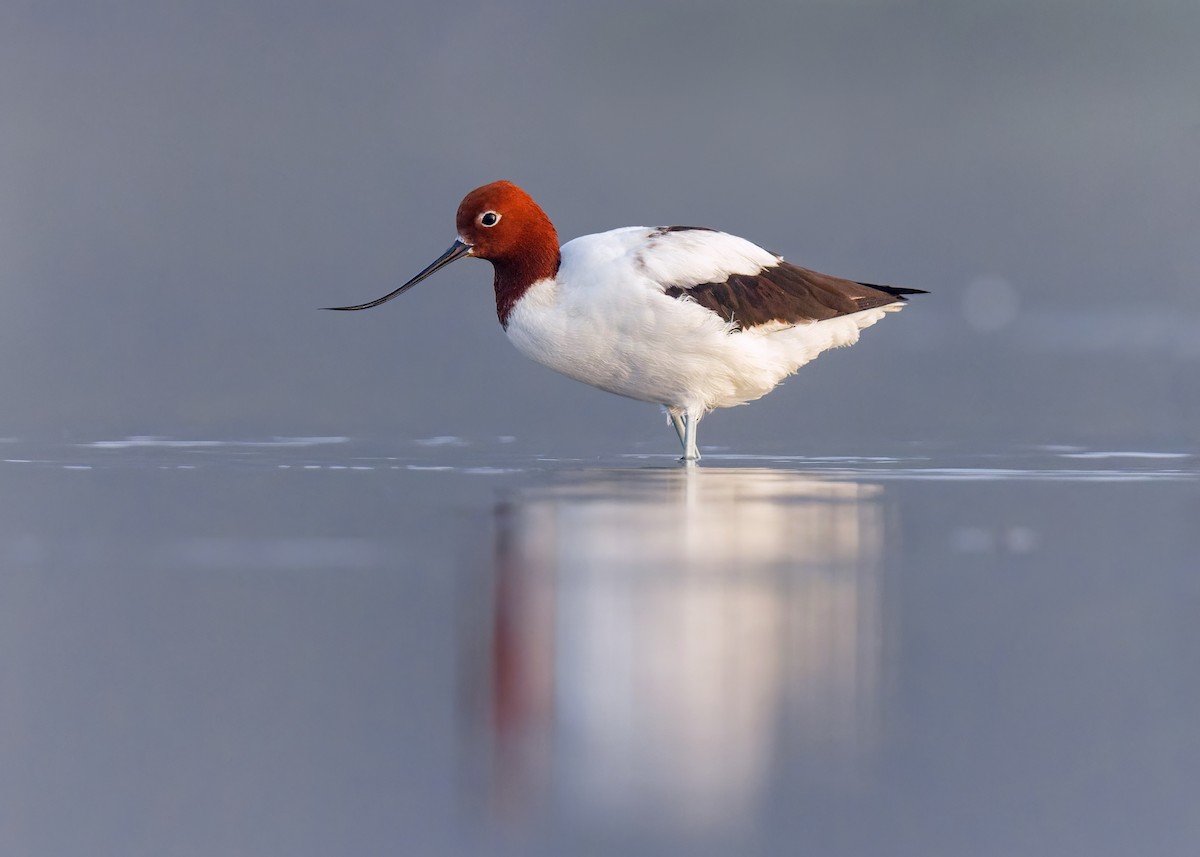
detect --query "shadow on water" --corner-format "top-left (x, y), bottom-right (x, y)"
top-left (459, 468), bottom-right (891, 838)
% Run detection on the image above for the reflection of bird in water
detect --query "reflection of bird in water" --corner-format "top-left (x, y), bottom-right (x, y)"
top-left (471, 469), bottom-right (888, 832)
top-left (327, 181), bottom-right (926, 460)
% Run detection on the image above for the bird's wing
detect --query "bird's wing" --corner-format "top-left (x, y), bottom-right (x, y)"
top-left (641, 226), bottom-right (923, 330)
top-left (560, 226), bottom-right (924, 331)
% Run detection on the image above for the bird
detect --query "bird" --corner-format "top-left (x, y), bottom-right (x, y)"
top-left (326, 180), bottom-right (925, 461)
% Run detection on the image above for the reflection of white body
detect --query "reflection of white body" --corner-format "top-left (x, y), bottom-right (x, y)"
top-left (485, 470), bottom-right (886, 833)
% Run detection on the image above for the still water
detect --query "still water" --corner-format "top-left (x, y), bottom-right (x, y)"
top-left (2, 438), bottom-right (1197, 856)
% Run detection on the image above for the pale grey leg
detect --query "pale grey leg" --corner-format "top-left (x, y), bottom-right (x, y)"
top-left (681, 411), bottom-right (701, 462)
top-left (669, 411), bottom-right (687, 449)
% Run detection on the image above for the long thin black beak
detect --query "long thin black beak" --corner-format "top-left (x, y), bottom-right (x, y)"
top-left (323, 239), bottom-right (473, 311)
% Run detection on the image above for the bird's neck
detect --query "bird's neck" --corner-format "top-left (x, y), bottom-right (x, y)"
top-left (493, 239), bottom-right (560, 328)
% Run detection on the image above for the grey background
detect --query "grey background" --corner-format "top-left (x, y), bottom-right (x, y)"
top-left (4, 1), bottom-right (1198, 449)
top-left (3, 5), bottom-right (1200, 854)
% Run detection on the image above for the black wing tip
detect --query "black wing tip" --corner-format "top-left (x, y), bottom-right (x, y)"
top-left (858, 283), bottom-right (930, 298)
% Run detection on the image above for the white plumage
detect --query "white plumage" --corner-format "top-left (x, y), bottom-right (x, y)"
top-left (506, 226), bottom-right (897, 420)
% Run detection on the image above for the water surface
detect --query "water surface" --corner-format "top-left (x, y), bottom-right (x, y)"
top-left (2, 438), bottom-right (1197, 856)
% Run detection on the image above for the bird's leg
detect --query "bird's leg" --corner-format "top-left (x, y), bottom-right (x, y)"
top-left (681, 411), bottom-right (701, 462)
top-left (668, 409), bottom-right (687, 449)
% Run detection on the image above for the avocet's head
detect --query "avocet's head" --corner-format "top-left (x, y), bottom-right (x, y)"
top-left (324, 180), bottom-right (559, 313)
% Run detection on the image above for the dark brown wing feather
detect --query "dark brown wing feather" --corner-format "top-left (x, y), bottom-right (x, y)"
top-left (664, 261), bottom-right (926, 330)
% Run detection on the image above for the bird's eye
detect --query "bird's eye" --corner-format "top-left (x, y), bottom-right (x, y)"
top-left (480, 211), bottom-right (501, 227)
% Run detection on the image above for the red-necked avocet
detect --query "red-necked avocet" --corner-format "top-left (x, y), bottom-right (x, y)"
top-left (327, 181), bottom-right (926, 461)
